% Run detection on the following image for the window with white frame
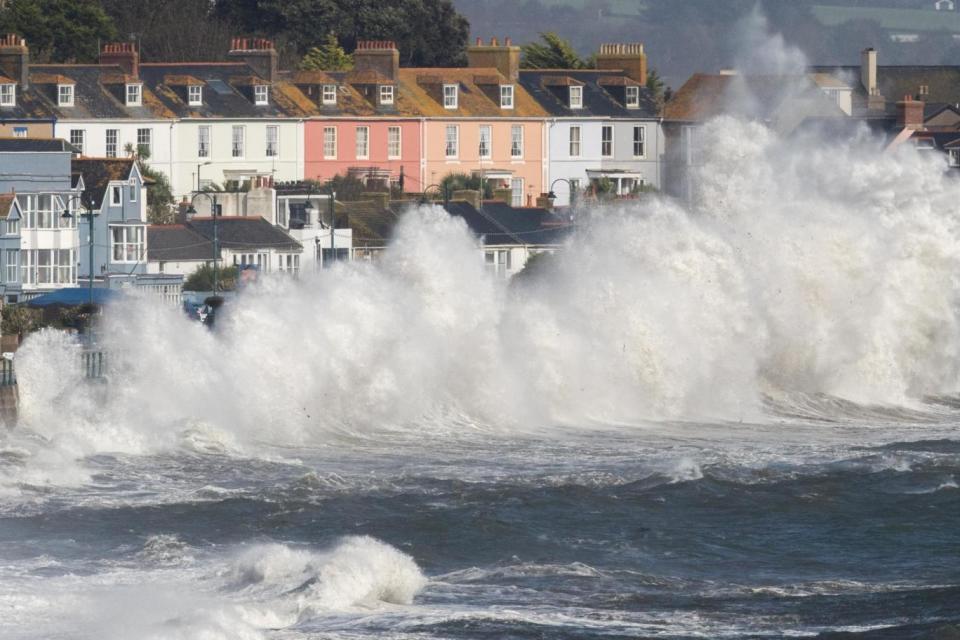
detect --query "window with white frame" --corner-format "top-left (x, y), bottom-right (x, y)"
top-left (58, 84), bottom-right (74, 107)
top-left (198, 125), bottom-right (210, 157)
top-left (137, 128), bottom-right (151, 156)
top-left (188, 85), bottom-right (203, 106)
top-left (569, 85), bottom-right (583, 109)
top-left (232, 125), bottom-right (245, 157)
top-left (322, 84), bottom-right (337, 105)
top-left (111, 226), bottom-right (145, 263)
top-left (601, 125), bottom-right (613, 157)
top-left (443, 84), bottom-right (458, 109)
top-left (5, 217), bottom-right (18, 235)
top-left (266, 125), bottom-right (279, 157)
top-left (511, 124), bottom-right (523, 158)
top-left (70, 129), bottom-right (85, 155)
top-left (511, 177), bottom-right (523, 207)
top-left (484, 249), bottom-right (511, 276)
top-left (379, 84), bottom-right (394, 105)
top-left (569, 125), bottom-right (581, 157)
top-left (13, 127), bottom-right (25, 138)
top-left (323, 126), bottom-right (337, 158)
top-left (951, 149), bottom-right (960, 167)
top-left (130, 181), bottom-right (137, 202)
top-left (478, 125), bottom-right (492, 159)
top-left (0, 83), bottom-right (15, 107)
top-left (5, 249), bottom-right (17, 282)
top-left (500, 84), bottom-right (514, 109)
top-left (277, 253), bottom-right (300, 274)
top-left (105, 129), bottom-right (118, 157)
top-left (34, 195), bottom-right (54, 229)
top-left (355, 126), bottom-right (369, 159)
top-left (445, 125), bottom-right (459, 158)
top-left (126, 83), bottom-right (141, 106)
top-left (626, 85), bottom-right (640, 108)
top-left (111, 186), bottom-right (122, 206)
top-left (19, 249), bottom-right (32, 285)
top-left (254, 84), bottom-right (269, 105)
top-left (632, 125), bottom-right (645, 157)
top-left (387, 126), bottom-right (401, 158)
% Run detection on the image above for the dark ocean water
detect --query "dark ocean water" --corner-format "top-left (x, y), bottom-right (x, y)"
top-left (0, 419), bottom-right (958, 639)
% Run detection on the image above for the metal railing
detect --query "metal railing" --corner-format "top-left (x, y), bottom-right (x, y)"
top-left (82, 351), bottom-right (106, 379)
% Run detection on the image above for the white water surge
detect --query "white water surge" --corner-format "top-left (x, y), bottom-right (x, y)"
top-left (4, 116), bottom-right (960, 463)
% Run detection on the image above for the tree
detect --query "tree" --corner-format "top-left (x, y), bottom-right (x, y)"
top-left (214, 0), bottom-right (470, 67)
top-left (101, 0), bottom-right (233, 62)
top-left (1, 305), bottom-right (39, 341)
top-left (184, 264), bottom-right (238, 291)
top-left (440, 172), bottom-right (493, 199)
top-left (521, 32), bottom-right (592, 70)
top-left (646, 68), bottom-right (666, 106)
top-left (300, 33), bottom-right (353, 71)
top-left (125, 143), bottom-right (175, 225)
top-left (0, 0), bottom-right (117, 63)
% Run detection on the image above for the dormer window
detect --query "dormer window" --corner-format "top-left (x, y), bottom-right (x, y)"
top-left (188, 85), bottom-right (202, 106)
top-left (500, 84), bottom-right (514, 109)
top-left (0, 83), bottom-right (15, 107)
top-left (626, 85), bottom-right (639, 108)
top-left (443, 83), bottom-right (458, 109)
top-left (58, 84), bottom-right (74, 107)
top-left (569, 86), bottom-right (583, 109)
top-left (254, 84), bottom-right (269, 105)
top-left (379, 84), bottom-right (394, 105)
top-left (125, 83), bottom-right (141, 106)
top-left (322, 84), bottom-right (337, 105)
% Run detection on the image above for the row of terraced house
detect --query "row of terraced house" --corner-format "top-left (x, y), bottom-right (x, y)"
top-left (0, 35), bottom-right (663, 210)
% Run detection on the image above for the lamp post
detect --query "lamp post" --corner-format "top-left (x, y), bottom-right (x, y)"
top-left (302, 185), bottom-right (319, 268)
top-left (185, 192), bottom-right (220, 294)
top-left (197, 161), bottom-right (212, 192)
top-left (61, 193), bottom-right (98, 306)
top-left (327, 184), bottom-right (336, 267)
top-left (420, 183), bottom-right (447, 207)
top-left (548, 178), bottom-right (577, 210)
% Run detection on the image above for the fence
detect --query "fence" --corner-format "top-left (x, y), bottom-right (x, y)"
top-left (0, 351), bottom-right (105, 387)
top-left (0, 359), bottom-right (15, 387)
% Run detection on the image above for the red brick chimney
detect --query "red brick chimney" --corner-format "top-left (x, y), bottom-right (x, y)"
top-left (353, 40), bottom-right (399, 82)
top-left (0, 34), bottom-right (29, 89)
top-left (897, 95), bottom-right (924, 130)
top-left (228, 37), bottom-right (278, 82)
top-left (596, 43), bottom-right (647, 85)
top-left (467, 37), bottom-right (520, 82)
top-left (100, 42), bottom-right (139, 78)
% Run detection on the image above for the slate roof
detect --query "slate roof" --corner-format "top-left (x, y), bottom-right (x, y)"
top-left (0, 193), bottom-right (17, 220)
top-left (337, 199), bottom-right (403, 247)
top-left (148, 224), bottom-right (217, 261)
top-left (187, 216), bottom-right (302, 251)
top-left (397, 67), bottom-right (548, 118)
top-left (140, 63), bottom-right (316, 119)
top-left (0, 137), bottom-right (77, 152)
top-left (664, 73), bottom-right (845, 123)
top-left (810, 65), bottom-right (960, 115)
top-left (30, 64), bottom-right (173, 120)
top-left (519, 69), bottom-right (659, 118)
top-left (72, 157), bottom-right (135, 209)
top-left (443, 200), bottom-right (572, 246)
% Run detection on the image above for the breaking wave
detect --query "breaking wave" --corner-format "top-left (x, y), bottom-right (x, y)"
top-left (7, 115), bottom-right (960, 460)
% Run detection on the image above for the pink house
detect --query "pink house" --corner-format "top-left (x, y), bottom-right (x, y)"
top-left (304, 118), bottom-right (421, 191)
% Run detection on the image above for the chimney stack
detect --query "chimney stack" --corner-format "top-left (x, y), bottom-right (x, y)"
top-left (100, 42), bottom-right (139, 78)
top-left (353, 40), bottom-right (400, 81)
top-left (897, 95), bottom-right (924, 130)
top-left (860, 47), bottom-right (885, 110)
top-left (596, 43), bottom-right (647, 85)
top-left (0, 35), bottom-right (28, 89)
top-left (467, 37), bottom-right (521, 82)
top-left (228, 37), bottom-right (278, 82)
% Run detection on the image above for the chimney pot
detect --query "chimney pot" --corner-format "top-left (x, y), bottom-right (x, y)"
top-left (491, 37), bottom-right (499, 46)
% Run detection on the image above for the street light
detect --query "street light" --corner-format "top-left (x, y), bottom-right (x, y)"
top-left (420, 183), bottom-right (448, 207)
top-left (60, 193), bottom-right (98, 306)
top-left (197, 161), bottom-right (212, 193)
top-left (185, 192), bottom-right (220, 295)
top-left (547, 177), bottom-right (577, 210)
top-left (326, 184), bottom-right (337, 267)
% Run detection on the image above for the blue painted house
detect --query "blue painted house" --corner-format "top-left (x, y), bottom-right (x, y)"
top-left (0, 138), bottom-right (82, 303)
